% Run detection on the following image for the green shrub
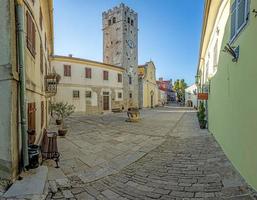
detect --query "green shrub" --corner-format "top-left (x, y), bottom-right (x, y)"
top-left (198, 102), bottom-right (207, 129)
top-left (50, 102), bottom-right (75, 122)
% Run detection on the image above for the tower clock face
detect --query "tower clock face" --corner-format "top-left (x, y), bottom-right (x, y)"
top-left (127, 40), bottom-right (135, 49)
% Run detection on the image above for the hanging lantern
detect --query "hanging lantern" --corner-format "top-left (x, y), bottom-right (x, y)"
top-left (45, 73), bottom-right (61, 97)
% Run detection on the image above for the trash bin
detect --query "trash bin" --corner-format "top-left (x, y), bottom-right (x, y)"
top-left (28, 144), bottom-right (40, 169)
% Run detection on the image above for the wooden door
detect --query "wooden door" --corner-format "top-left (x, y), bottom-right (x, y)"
top-left (41, 101), bottom-right (44, 128)
top-left (151, 95), bottom-right (153, 108)
top-left (103, 96), bottom-right (109, 111)
top-left (28, 102), bottom-right (36, 130)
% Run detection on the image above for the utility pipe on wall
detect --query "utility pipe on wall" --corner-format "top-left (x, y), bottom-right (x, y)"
top-left (16, 0), bottom-right (29, 168)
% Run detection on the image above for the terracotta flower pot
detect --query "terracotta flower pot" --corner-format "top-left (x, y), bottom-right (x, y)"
top-left (56, 119), bottom-right (63, 125)
top-left (58, 129), bottom-right (68, 137)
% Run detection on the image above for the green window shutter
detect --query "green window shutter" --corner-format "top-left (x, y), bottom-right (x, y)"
top-left (237, 0), bottom-right (247, 29)
top-left (230, 1), bottom-right (237, 40)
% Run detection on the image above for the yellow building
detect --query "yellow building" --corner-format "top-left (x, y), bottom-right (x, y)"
top-left (0, 0), bottom-right (55, 180)
top-left (138, 61), bottom-right (159, 108)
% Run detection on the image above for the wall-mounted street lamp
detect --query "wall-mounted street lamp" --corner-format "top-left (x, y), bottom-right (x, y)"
top-left (223, 43), bottom-right (239, 62)
top-left (195, 74), bottom-right (200, 86)
top-left (253, 9), bottom-right (257, 17)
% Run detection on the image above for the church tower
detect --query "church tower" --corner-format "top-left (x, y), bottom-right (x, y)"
top-left (102, 3), bottom-right (138, 108)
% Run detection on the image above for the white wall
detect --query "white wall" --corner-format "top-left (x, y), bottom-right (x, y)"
top-left (185, 84), bottom-right (197, 108)
top-left (52, 60), bottom-right (124, 88)
top-left (52, 59), bottom-right (124, 112)
top-left (201, 0), bottom-right (230, 85)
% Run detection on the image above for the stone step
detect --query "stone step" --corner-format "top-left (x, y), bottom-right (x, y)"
top-left (3, 166), bottom-right (48, 198)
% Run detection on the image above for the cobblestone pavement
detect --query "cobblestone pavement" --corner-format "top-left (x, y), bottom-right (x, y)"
top-left (48, 106), bottom-right (187, 183)
top-left (43, 106), bottom-right (257, 200)
top-left (2, 106), bottom-right (256, 199)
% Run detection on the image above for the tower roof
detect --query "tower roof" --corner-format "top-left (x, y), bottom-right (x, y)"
top-left (102, 3), bottom-right (137, 16)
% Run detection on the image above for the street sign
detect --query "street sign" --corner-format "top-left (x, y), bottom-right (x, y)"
top-left (198, 93), bottom-right (208, 100)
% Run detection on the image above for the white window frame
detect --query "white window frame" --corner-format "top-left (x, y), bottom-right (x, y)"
top-left (230, 0), bottom-right (249, 43)
top-left (85, 91), bottom-right (92, 98)
top-left (73, 90), bottom-right (80, 98)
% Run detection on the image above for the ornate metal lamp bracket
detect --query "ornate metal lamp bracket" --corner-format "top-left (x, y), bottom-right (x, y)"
top-left (253, 9), bottom-right (257, 17)
top-left (223, 43), bottom-right (239, 63)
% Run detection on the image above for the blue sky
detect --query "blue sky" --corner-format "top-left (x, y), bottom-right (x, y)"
top-left (54, 0), bottom-right (204, 85)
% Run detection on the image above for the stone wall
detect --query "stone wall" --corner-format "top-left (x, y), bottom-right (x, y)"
top-left (103, 3), bottom-right (139, 108)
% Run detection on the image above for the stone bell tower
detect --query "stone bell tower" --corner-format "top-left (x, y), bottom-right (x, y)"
top-left (102, 3), bottom-right (138, 108)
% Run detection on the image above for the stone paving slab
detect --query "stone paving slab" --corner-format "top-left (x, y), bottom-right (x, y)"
top-left (3, 166), bottom-right (48, 199)
top-left (10, 106), bottom-right (255, 200)
top-left (43, 107), bottom-right (257, 200)
top-left (47, 108), bottom-right (176, 183)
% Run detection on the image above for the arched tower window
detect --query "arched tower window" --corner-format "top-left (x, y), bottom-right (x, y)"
top-left (113, 17), bottom-right (116, 24)
top-left (131, 19), bottom-right (134, 26)
top-left (108, 19), bottom-right (111, 26)
top-left (128, 17), bottom-right (130, 24)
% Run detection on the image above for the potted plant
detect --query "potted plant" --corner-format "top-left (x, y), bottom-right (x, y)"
top-left (197, 102), bottom-right (207, 129)
top-left (50, 103), bottom-right (62, 125)
top-left (51, 102), bottom-right (75, 136)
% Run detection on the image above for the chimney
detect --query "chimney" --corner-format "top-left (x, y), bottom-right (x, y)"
top-left (68, 54), bottom-right (73, 57)
top-left (159, 77), bottom-right (163, 81)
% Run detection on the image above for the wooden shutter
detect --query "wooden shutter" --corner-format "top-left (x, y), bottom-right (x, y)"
top-left (45, 33), bottom-right (47, 50)
top-left (26, 12), bottom-right (36, 57)
top-left (41, 101), bottom-right (44, 128)
top-left (64, 65), bottom-right (67, 76)
top-left (32, 21), bottom-right (36, 55)
top-left (28, 102), bottom-right (36, 130)
top-left (40, 8), bottom-right (43, 30)
top-left (64, 65), bottom-right (71, 76)
top-left (68, 65), bottom-right (71, 76)
top-left (26, 12), bottom-right (32, 52)
top-left (45, 59), bottom-right (48, 75)
top-left (85, 68), bottom-right (91, 78)
top-left (40, 43), bottom-right (43, 73)
top-left (103, 71), bottom-right (108, 80)
top-left (118, 73), bottom-right (122, 82)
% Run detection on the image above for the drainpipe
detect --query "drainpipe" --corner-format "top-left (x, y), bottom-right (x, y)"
top-left (16, 0), bottom-right (29, 168)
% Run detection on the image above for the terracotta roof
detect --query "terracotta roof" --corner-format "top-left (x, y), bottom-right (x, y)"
top-left (52, 55), bottom-right (125, 71)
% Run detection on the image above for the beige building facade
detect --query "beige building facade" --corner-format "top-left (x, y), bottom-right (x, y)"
top-left (52, 56), bottom-right (125, 114)
top-left (138, 61), bottom-right (159, 108)
top-left (0, 0), bottom-right (55, 179)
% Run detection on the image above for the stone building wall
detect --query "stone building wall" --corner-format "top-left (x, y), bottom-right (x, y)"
top-left (102, 3), bottom-right (139, 109)
top-left (0, 0), bottom-right (54, 180)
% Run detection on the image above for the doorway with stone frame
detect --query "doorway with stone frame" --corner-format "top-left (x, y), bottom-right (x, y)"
top-left (103, 92), bottom-right (110, 111)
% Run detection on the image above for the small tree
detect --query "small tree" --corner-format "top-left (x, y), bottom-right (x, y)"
top-left (173, 79), bottom-right (188, 104)
top-left (51, 102), bottom-right (75, 126)
top-left (197, 102), bottom-right (207, 129)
